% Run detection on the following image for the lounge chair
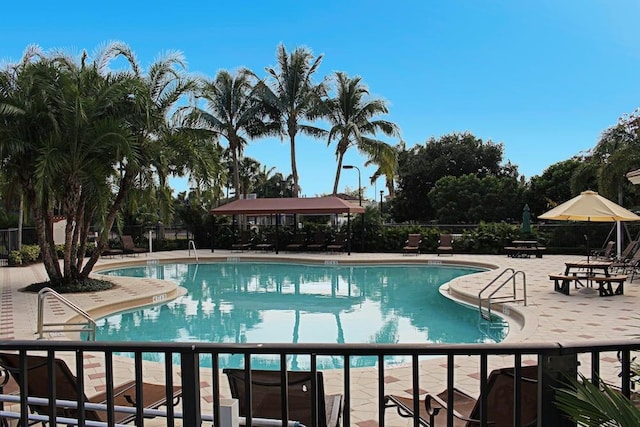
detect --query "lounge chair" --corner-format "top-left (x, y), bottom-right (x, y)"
top-left (613, 240), bottom-right (639, 263)
top-left (101, 243), bottom-right (123, 258)
top-left (122, 235), bottom-right (147, 256)
top-left (327, 234), bottom-right (347, 253)
top-left (223, 368), bottom-right (343, 427)
top-left (611, 241), bottom-right (640, 272)
top-left (384, 365), bottom-right (538, 427)
top-left (255, 233), bottom-right (276, 252)
top-left (592, 240), bottom-right (615, 260)
top-left (403, 234), bottom-right (422, 255)
top-left (285, 234), bottom-right (307, 251)
top-left (0, 353), bottom-right (181, 425)
top-left (232, 230), bottom-right (253, 252)
top-left (307, 232), bottom-right (327, 251)
top-left (437, 234), bottom-right (453, 256)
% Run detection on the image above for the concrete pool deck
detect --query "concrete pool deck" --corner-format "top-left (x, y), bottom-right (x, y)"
top-left (1, 250), bottom-right (638, 425)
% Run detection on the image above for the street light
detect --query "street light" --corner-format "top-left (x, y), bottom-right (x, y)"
top-left (342, 165), bottom-right (361, 206)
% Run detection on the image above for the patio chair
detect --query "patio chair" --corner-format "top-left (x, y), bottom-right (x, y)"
top-left (285, 234), bottom-right (307, 251)
top-left (122, 235), bottom-right (147, 256)
top-left (612, 241), bottom-right (640, 272)
top-left (384, 365), bottom-right (538, 427)
top-left (224, 369), bottom-right (342, 427)
top-left (403, 234), bottom-right (422, 255)
top-left (327, 234), bottom-right (347, 253)
top-left (613, 240), bottom-right (639, 263)
top-left (101, 242), bottom-right (123, 258)
top-left (307, 232), bottom-right (327, 251)
top-left (592, 240), bottom-right (615, 260)
top-left (0, 352), bottom-right (182, 425)
top-left (255, 233), bottom-right (276, 252)
top-left (437, 234), bottom-right (454, 256)
top-left (232, 230), bottom-right (253, 252)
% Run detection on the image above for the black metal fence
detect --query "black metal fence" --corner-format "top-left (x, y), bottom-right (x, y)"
top-left (0, 340), bottom-right (638, 426)
top-left (0, 229), bottom-right (19, 263)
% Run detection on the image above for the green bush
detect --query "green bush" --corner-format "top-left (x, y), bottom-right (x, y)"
top-left (20, 245), bottom-right (41, 263)
top-left (8, 250), bottom-right (22, 266)
top-left (8, 244), bottom-right (40, 266)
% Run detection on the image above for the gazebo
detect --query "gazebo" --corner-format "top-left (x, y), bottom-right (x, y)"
top-left (210, 196), bottom-right (365, 254)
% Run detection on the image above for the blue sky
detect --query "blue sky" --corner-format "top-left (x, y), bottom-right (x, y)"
top-left (3, 1), bottom-right (640, 200)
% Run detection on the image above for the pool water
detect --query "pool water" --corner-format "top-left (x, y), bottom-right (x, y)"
top-left (99, 262), bottom-right (507, 369)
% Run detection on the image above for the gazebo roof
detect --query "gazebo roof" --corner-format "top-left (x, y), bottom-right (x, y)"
top-left (210, 196), bottom-right (365, 215)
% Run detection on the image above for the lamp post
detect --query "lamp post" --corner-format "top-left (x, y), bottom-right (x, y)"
top-left (343, 164), bottom-right (363, 252)
top-left (380, 190), bottom-right (384, 211)
top-left (342, 165), bottom-right (361, 206)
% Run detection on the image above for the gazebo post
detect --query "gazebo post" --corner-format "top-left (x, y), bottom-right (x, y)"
top-left (211, 215), bottom-right (215, 253)
top-left (347, 213), bottom-right (351, 255)
top-left (275, 215), bottom-right (279, 254)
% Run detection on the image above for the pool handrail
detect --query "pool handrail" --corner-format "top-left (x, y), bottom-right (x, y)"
top-left (189, 239), bottom-right (199, 262)
top-left (36, 287), bottom-right (96, 341)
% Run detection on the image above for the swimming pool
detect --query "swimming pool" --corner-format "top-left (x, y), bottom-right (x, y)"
top-left (99, 262), bottom-right (507, 369)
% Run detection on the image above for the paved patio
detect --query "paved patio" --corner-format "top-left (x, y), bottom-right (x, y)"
top-left (1, 250), bottom-right (638, 425)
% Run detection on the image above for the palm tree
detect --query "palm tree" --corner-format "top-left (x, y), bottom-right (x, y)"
top-left (593, 112), bottom-right (640, 202)
top-left (262, 44), bottom-right (327, 197)
top-left (68, 44), bottom-right (203, 279)
top-left (190, 69), bottom-right (277, 200)
top-left (325, 72), bottom-right (400, 195)
top-left (237, 157), bottom-right (261, 198)
top-left (0, 42), bottom-right (213, 286)
top-left (255, 165), bottom-right (276, 198)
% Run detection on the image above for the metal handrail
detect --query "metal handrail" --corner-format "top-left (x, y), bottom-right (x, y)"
top-left (188, 239), bottom-right (199, 262)
top-left (36, 287), bottom-right (96, 341)
top-left (478, 268), bottom-right (527, 321)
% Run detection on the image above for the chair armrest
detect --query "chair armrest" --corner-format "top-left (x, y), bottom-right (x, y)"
top-left (424, 392), bottom-right (485, 426)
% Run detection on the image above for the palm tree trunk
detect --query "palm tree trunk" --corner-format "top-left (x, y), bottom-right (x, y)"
top-left (80, 172), bottom-right (134, 279)
top-left (289, 131), bottom-right (299, 197)
top-left (62, 180), bottom-right (81, 279)
top-left (30, 194), bottom-right (62, 282)
top-left (74, 195), bottom-right (89, 275)
top-left (332, 152), bottom-right (346, 195)
top-left (232, 144), bottom-right (240, 201)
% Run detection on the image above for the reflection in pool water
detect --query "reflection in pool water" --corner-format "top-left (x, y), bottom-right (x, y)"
top-left (99, 262), bottom-right (507, 369)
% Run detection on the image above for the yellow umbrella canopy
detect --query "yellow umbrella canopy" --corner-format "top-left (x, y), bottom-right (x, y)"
top-left (539, 190), bottom-right (640, 261)
top-left (538, 190), bottom-right (640, 222)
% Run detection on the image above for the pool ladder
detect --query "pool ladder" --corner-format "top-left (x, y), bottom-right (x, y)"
top-left (37, 287), bottom-right (96, 340)
top-left (478, 268), bottom-right (527, 321)
top-left (188, 239), bottom-right (199, 262)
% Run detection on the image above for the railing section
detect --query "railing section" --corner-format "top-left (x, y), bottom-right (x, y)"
top-left (0, 340), bottom-right (637, 427)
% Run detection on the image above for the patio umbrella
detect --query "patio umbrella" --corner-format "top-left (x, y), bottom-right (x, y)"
top-left (538, 190), bottom-right (640, 260)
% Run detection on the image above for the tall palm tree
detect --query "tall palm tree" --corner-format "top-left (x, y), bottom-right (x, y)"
top-left (325, 72), bottom-right (400, 195)
top-left (262, 44), bottom-right (327, 197)
top-left (190, 69), bottom-right (277, 200)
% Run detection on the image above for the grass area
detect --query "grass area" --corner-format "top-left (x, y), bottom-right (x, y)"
top-left (23, 278), bottom-right (114, 294)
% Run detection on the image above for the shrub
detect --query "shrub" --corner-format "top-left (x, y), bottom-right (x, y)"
top-left (20, 245), bottom-right (41, 263)
top-left (8, 250), bottom-right (22, 266)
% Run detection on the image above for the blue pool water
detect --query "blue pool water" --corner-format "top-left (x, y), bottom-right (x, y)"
top-left (98, 262), bottom-right (507, 369)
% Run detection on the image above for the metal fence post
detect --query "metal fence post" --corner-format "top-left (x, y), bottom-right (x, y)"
top-left (181, 351), bottom-right (202, 426)
top-left (538, 352), bottom-right (578, 427)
